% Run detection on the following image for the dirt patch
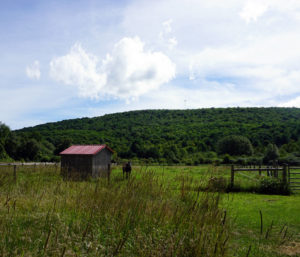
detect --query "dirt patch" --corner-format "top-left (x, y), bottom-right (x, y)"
top-left (280, 241), bottom-right (300, 256)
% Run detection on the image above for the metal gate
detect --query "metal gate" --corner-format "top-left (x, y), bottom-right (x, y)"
top-left (288, 166), bottom-right (300, 191)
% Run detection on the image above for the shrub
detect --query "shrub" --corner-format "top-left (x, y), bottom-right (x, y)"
top-left (214, 159), bottom-right (222, 166)
top-left (184, 158), bottom-right (193, 166)
top-left (279, 154), bottom-right (300, 166)
top-left (50, 155), bottom-right (61, 163)
top-left (257, 177), bottom-right (291, 195)
top-left (235, 157), bottom-right (247, 165)
top-left (248, 156), bottom-right (263, 165)
top-left (40, 155), bottom-right (51, 162)
top-left (222, 154), bottom-right (232, 164)
top-left (207, 176), bottom-right (227, 192)
top-left (205, 151), bottom-right (218, 158)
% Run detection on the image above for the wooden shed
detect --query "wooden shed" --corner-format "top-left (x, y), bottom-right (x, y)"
top-left (60, 145), bottom-right (114, 179)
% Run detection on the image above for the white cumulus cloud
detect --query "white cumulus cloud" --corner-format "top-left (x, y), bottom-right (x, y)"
top-left (50, 43), bottom-right (106, 99)
top-left (188, 31), bottom-right (300, 96)
top-left (50, 37), bottom-right (175, 100)
top-left (26, 60), bottom-right (41, 80)
top-left (239, 1), bottom-right (269, 23)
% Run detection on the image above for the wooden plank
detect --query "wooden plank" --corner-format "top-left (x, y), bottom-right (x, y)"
top-left (234, 168), bottom-right (283, 172)
top-left (238, 172), bottom-right (259, 181)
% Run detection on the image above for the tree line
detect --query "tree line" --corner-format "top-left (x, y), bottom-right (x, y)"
top-left (1, 107), bottom-right (300, 164)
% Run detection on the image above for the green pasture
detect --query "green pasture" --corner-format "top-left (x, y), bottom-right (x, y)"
top-left (0, 164), bottom-right (300, 256)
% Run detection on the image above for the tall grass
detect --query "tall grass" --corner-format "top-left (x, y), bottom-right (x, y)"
top-left (0, 166), bottom-right (230, 256)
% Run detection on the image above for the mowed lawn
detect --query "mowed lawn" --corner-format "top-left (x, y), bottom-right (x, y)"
top-left (0, 164), bottom-right (300, 256)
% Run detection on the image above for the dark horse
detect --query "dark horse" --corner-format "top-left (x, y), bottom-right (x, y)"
top-left (122, 162), bottom-right (132, 179)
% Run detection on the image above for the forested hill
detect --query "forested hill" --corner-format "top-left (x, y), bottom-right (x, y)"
top-left (13, 107), bottom-right (300, 164)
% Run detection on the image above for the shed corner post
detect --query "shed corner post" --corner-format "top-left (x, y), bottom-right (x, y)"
top-left (230, 165), bottom-right (235, 188)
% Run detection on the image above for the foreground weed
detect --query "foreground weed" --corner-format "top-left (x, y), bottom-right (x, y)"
top-left (0, 167), bottom-right (230, 256)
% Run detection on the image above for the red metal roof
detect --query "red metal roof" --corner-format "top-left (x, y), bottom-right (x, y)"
top-left (60, 145), bottom-right (113, 155)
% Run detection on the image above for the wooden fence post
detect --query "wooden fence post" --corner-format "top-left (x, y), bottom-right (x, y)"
top-left (107, 164), bottom-right (111, 184)
top-left (270, 166), bottom-right (273, 177)
top-left (282, 164), bottom-right (287, 185)
top-left (13, 165), bottom-right (17, 183)
top-left (259, 165), bottom-right (261, 176)
top-left (231, 165), bottom-right (235, 188)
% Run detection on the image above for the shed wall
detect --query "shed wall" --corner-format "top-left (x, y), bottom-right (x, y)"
top-left (61, 155), bottom-right (93, 178)
top-left (92, 148), bottom-right (112, 177)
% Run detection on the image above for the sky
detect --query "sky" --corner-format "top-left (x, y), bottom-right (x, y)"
top-left (1, 0), bottom-right (300, 129)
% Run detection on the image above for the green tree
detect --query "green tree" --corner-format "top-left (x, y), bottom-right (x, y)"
top-left (54, 138), bottom-right (72, 155)
top-left (0, 122), bottom-right (10, 145)
top-left (18, 139), bottom-right (40, 161)
top-left (217, 135), bottom-right (253, 156)
top-left (25, 139), bottom-right (40, 160)
top-left (0, 122), bottom-right (11, 159)
top-left (4, 133), bottom-right (20, 160)
top-left (264, 143), bottom-right (279, 163)
top-left (0, 144), bottom-right (8, 159)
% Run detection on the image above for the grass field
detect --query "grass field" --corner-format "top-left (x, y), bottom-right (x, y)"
top-left (0, 164), bottom-right (300, 256)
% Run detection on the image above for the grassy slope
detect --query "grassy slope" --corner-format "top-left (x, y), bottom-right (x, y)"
top-left (1, 165), bottom-right (300, 256)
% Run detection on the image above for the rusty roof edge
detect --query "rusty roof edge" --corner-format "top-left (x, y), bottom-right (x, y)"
top-left (59, 144), bottom-right (114, 155)
top-left (90, 144), bottom-right (114, 155)
top-left (103, 144), bottom-right (114, 153)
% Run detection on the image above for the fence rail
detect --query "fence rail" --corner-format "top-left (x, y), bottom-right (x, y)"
top-left (233, 168), bottom-right (283, 172)
top-left (231, 164), bottom-right (300, 192)
top-left (0, 162), bottom-right (59, 182)
top-left (0, 162), bottom-right (58, 167)
top-left (230, 164), bottom-right (288, 188)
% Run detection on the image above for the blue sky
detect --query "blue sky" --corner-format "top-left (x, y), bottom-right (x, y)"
top-left (1, 0), bottom-right (300, 129)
